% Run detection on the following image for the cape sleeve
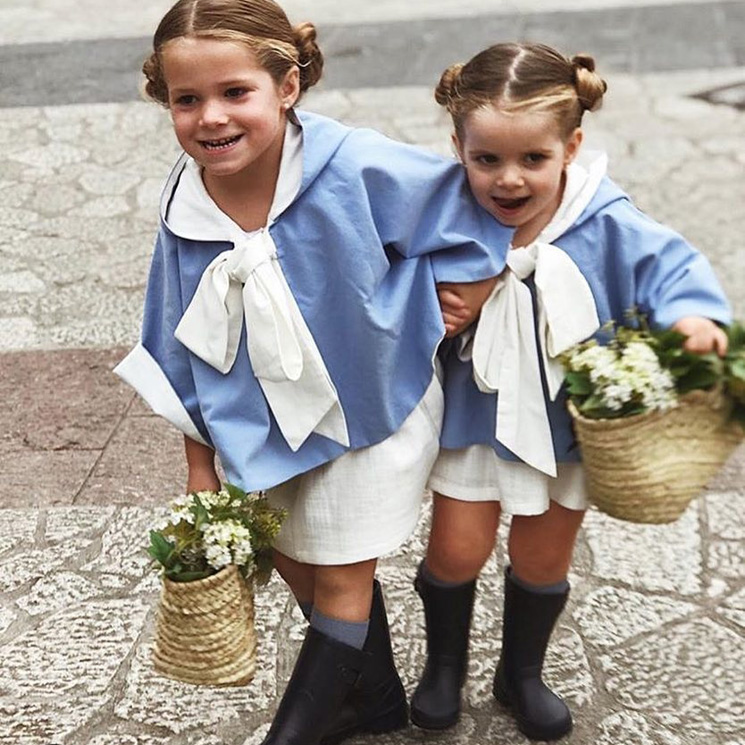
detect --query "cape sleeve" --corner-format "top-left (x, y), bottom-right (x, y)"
top-left (113, 229), bottom-right (213, 447)
top-left (343, 128), bottom-right (511, 282)
top-left (619, 207), bottom-right (732, 328)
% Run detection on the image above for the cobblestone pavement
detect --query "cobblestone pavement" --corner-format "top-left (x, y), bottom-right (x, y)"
top-left (0, 1), bottom-right (744, 744)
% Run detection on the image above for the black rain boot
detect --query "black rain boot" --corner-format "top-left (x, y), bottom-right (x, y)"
top-left (492, 568), bottom-right (572, 741)
top-left (261, 626), bottom-right (364, 745)
top-left (321, 580), bottom-right (409, 745)
top-left (410, 563), bottom-right (477, 730)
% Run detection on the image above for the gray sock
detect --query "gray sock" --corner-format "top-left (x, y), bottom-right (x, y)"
top-left (310, 608), bottom-right (369, 650)
top-left (298, 601), bottom-right (313, 621)
top-left (510, 570), bottom-right (569, 595)
top-left (421, 561), bottom-right (474, 589)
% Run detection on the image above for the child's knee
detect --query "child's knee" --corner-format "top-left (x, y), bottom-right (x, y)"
top-left (427, 529), bottom-right (494, 580)
top-left (509, 541), bottom-right (575, 585)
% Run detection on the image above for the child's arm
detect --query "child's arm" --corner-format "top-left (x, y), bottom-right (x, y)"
top-left (672, 316), bottom-right (728, 356)
top-left (437, 277), bottom-right (498, 337)
top-left (184, 436), bottom-right (221, 493)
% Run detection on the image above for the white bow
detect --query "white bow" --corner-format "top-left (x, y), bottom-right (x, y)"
top-left (174, 229), bottom-right (349, 452)
top-left (470, 243), bottom-right (599, 476)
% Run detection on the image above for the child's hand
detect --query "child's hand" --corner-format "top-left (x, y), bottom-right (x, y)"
top-left (186, 466), bottom-right (221, 494)
top-left (437, 276), bottom-right (498, 337)
top-left (672, 316), bottom-right (728, 356)
top-left (184, 436), bottom-right (221, 493)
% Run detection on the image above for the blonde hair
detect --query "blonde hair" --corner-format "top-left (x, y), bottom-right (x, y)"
top-left (435, 42), bottom-right (607, 140)
top-left (143, 0), bottom-right (324, 106)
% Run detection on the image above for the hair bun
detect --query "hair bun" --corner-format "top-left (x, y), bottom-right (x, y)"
top-left (571, 53), bottom-right (596, 73)
top-left (292, 21), bottom-right (324, 91)
top-left (434, 63), bottom-right (464, 109)
top-left (571, 53), bottom-right (607, 112)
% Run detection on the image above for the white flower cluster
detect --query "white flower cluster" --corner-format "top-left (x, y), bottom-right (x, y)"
top-left (151, 493), bottom-right (195, 532)
top-left (202, 519), bottom-right (254, 571)
top-left (150, 490), bottom-right (255, 571)
top-left (194, 489), bottom-right (232, 509)
top-left (568, 340), bottom-right (677, 413)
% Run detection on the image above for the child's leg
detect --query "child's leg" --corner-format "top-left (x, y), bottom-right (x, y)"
top-left (273, 549), bottom-right (315, 618)
top-left (261, 560), bottom-right (377, 745)
top-left (426, 492), bottom-right (501, 582)
top-left (494, 502), bottom-right (586, 742)
top-left (313, 560), bottom-right (376, 622)
top-left (411, 492), bottom-right (500, 730)
top-left (508, 501), bottom-right (585, 584)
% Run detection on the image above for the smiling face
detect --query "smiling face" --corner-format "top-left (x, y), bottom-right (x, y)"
top-left (455, 105), bottom-right (582, 246)
top-left (161, 36), bottom-right (299, 185)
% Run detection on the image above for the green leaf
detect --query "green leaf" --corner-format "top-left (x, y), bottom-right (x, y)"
top-left (225, 482), bottom-right (245, 502)
top-left (148, 531), bottom-right (176, 568)
top-left (191, 494), bottom-right (210, 528)
top-left (676, 365), bottom-right (719, 394)
top-left (167, 569), bottom-right (214, 582)
top-left (564, 371), bottom-right (593, 396)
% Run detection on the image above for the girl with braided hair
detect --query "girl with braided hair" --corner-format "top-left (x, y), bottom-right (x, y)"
top-left (413, 42), bottom-right (730, 741)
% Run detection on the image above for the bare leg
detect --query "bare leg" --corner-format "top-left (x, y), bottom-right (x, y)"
top-left (425, 492), bottom-right (501, 582)
top-left (272, 549), bottom-right (315, 605)
top-left (508, 502), bottom-right (586, 584)
top-left (313, 558), bottom-right (377, 621)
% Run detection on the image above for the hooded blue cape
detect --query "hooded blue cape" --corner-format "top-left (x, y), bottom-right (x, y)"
top-left (440, 174), bottom-right (732, 463)
top-left (119, 110), bottom-right (511, 491)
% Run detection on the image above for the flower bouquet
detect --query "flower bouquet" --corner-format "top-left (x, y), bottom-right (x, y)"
top-left (147, 484), bottom-right (286, 686)
top-left (561, 316), bottom-right (745, 523)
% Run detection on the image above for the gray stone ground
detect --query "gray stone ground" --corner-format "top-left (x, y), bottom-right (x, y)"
top-left (0, 1), bottom-right (744, 744)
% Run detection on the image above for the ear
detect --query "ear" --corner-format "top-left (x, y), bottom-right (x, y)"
top-left (280, 66), bottom-right (301, 110)
top-left (563, 127), bottom-right (583, 166)
top-left (452, 132), bottom-right (465, 163)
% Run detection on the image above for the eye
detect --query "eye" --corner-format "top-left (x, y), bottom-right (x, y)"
top-left (475, 154), bottom-right (499, 165)
top-left (172, 94), bottom-right (197, 107)
top-left (524, 153), bottom-right (547, 165)
top-left (225, 87), bottom-right (248, 99)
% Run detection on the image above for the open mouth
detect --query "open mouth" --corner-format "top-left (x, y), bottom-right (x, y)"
top-left (200, 135), bottom-right (243, 151)
top-left (493, 196), bottom-right (530, 210)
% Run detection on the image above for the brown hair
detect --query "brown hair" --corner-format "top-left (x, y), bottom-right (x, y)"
top-left (142, 0), bottom-right (324, 106)
top-left (435, 42), bottom-right (607, 140)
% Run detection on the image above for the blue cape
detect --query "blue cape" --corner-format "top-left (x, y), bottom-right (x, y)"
top-left (120, 110), bottom-right (511, 490)
top-left (440, 175), bottom-right (732, 463)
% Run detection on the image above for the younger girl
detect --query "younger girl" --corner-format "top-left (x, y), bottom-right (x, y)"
top-left (412, 42), bottom-right (731, 741)
top-left (114, 1), bottom-right (509, 744)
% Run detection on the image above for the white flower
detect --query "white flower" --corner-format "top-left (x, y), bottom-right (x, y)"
top-left (201, 519), bottom-right (254, 569)
top-left (195, 489), bottom-right (231, 509)
top-left (565, 332), bottom-right (679, 416)
top-left (205, 543), bottom-right (232, 571)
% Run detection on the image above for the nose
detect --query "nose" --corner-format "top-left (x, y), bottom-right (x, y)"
top-left (199, 99), bottom-right (229, 127)
top-left (496, 164), bottom-right (524, 189)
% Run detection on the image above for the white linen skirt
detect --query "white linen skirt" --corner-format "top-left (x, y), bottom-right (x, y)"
top-left (428, 444), bottom-right (589, 515)
top-left (267, 373), bottom-right (444, 564)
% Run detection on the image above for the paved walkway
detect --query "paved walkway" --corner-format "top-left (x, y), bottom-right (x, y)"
top-left (0, 1), bottom-right (743, 744)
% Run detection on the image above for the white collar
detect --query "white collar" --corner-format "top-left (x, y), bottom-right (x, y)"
top-left (164, 119), bottom-right (303, 242)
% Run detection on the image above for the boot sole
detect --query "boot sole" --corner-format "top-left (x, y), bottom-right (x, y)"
top-left (321, 705), bottom-right (409, 745)
top-left (493, 682), bottom-right (572, 741)
top-left (410, 707), bottom-right (459, 731)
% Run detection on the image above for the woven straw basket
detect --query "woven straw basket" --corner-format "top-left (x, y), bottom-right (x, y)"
top-left (153, 564), bottom-right (257, 686)
top-left (569, 388), bottom-right (743, 524)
